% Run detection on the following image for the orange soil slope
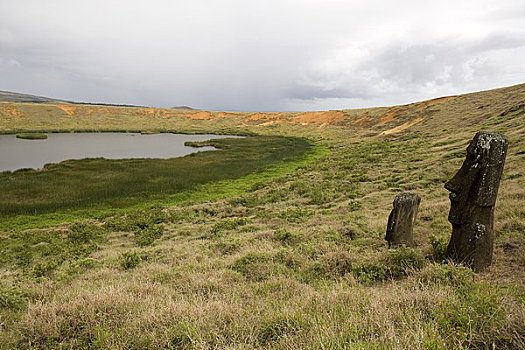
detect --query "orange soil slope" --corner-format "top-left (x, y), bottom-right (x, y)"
top-left (2, 83), bottom-right (524, 134)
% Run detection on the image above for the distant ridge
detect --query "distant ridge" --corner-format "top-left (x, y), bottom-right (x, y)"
top-left (0, 90), bottom-right (68, 104)
top-left (171, 106), bottom-right (196, 110)
top-left (0, 90), bottom-right (148, 108)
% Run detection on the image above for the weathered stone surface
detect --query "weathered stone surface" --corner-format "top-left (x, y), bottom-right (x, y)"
top-left (385, 192), bottom-right (421, 248)
top-left (445, 132), bottom-right (508, 271)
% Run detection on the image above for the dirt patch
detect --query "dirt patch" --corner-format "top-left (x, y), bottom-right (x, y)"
top-left (371, 96), bottom-right (455, 130)
top-left (258, 120), bottom-right (277, 126)
top-left (292, 111), bottom-right (345, 125)
top-left (2, 104), bottom-right (24, 118)
top-left (55, 104), bottom-right (77, 116)
top-left (380, 117), bottom-right (424, 135)
top-left (215, 112), bottom-right (240, 119)
top-left (142, 108), bottom-right (177, 118)
top-left (79, 106), bottom-right (119, 117)
top-left (243, 113), bottom-right (285, 125)
top-left (145, 108), bottom-right (157, 116)
top-left (182, 111), bottom-right (213, 120)
top-left (352, 113), bottom-right (377, 128)
top-left (244, 113), bottom-right (269, 123)
top-left (376, 110), bottom-right (398, 126)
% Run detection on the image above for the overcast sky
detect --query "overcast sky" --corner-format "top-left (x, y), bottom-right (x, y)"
top-left (1, 0), bottom-right (525, 111)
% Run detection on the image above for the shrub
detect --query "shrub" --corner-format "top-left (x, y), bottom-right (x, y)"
top-left (277, 208), bottom-right (312, 223)
top-left (211, 238), bottom-right (241, 255)
top-left (307, 188), bottom-right (336, 205)
top-left (352, 262), bottom-right (389, 284)
top-left (339, 223), bottom-right (365, 240)
top-left (257, 314), bottom-right (302, 345)
top-left (67, 224), bottom-right (106, 259)
top-left (274, 249), bottom-right (305, 270)
top-left (67, 222), bottom-right (106, 245)
top-left (348, 199), bottom-right (362, 212)
top-left (231, 253), bottom-right (269, 275)
top-left (208, 217), bottom-right (248, 237)
top-left (33, 261), bottom-right (59, 278)
top-left (429, 235), bottom-right (448, 262)
top-left (273, 229), bottom-right (302, 245)
top-left (231, 253), bottom-right (283, 281)
top-left (167, 321), bottom-right (196, 349)
top-left (322, 251), bottom-right (353, 277)
top-left (416, 263), bottom-right (474, 288)
top-left (387, 247), bottom-right (425, 278)
top-left (120, 251), bottom-right (141, 270)
top-left (105, 210), bottom-right (165, 246)
top-left (304, 250), bottom-right (353, 281)
top-left (105, 208), bottom-right (167, 233)
top-left (76, 258), bottom-right (99, 269)
top-left (134, 224), bottom-right (164, 247)
top-left (1, 224), bottom-right (107, 278)
top-left (0, 287), bottom-right (27, 310)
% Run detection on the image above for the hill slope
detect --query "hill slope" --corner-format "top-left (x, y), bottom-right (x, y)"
top-left (0, 84), bottom-right (524, 349)
top-left (1, 83), bottom-right (524, 134)
top-left (0, 90), bottom-right (149, 108)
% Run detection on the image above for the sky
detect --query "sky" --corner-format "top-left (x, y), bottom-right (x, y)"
top-left (1, 0), bottom-right (525, 111)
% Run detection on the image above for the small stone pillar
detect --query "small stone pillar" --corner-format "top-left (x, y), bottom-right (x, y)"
top-left (445, 132), bottom-right (508, 272)
top-left (385, 192), bottom-right (421, 248)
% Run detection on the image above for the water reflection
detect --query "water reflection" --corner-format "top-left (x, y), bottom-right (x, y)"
top-left (0, 133), bottom-right (238, 172)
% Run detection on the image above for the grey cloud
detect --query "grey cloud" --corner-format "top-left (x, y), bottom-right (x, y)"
top-left (285, 82), bottom-right (377, 101)
top-left (364, 34), bottom-right (525, 87)
top-left (290, 33), bottom-right (525, 105)
top-left (1, 0), bottom-right (525, 111)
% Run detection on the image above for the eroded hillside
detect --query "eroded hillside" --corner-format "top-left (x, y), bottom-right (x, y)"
top-left (1, 83), bottom-right (524, 135)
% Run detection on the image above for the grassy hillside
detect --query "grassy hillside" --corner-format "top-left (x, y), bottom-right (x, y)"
top-left (0, 84), bottom-right (524, 349)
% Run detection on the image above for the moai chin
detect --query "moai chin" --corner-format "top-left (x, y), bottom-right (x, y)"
top-left (445, 132), bottom-right (508, 272)
top-left (385, 192), bottom-right (421, 248)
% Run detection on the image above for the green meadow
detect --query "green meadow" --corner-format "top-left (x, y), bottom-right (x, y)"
top-left (0, 83), bottom-right (524, 349)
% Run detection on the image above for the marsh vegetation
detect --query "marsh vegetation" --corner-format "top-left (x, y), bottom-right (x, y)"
top-left (15, 133), bottom-right (47, 140)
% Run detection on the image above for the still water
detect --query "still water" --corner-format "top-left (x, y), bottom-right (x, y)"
top-left (0, 133), bottom-right (238, 172)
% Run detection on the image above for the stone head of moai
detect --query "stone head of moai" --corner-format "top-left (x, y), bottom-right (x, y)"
top-left (445, 132), bottom-right (508, 271)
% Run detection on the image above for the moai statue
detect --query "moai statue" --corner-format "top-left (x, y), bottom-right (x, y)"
top-left (445, 132), bottom-right (508, 272)
top-left (385, 192), bottom-right (421, 248)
